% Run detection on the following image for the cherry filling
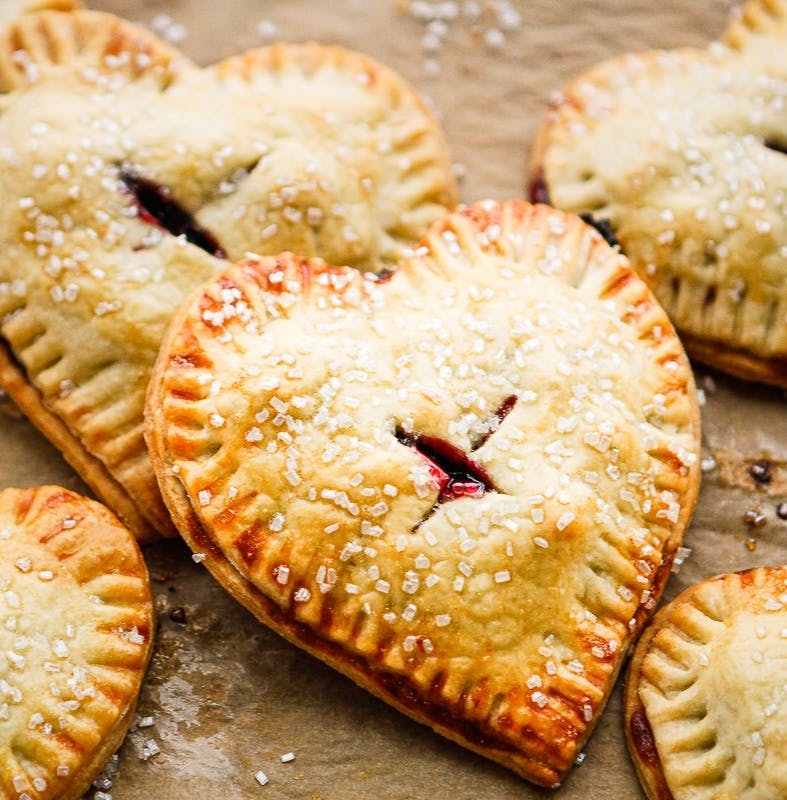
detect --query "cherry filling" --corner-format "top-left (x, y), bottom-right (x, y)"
top-left (121, 171), bottom-right (226, 258)
top-left (579, 212), bottom-right (621, 250)
top-left (408, 434), bottom-right (495, 501)
top-left (629, 708), bottom-right (660, 768)
top-left (395, 395), bottom-right (517, 505)
top-left (528, 169), bottom-right (551, 205)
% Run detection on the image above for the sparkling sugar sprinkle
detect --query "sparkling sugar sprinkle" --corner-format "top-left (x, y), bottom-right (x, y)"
top-left (159, 196), bottom-right (700, 786)
top-left (400, 0), bottom-right (523, 76)
top-left (139, 739), bottom-right (160, 760)
top-left (149, 13), bottom-right (188, 44)
top-left (254, 770), bottom-right (269, 786)
top-left (256, 19), bottom-right (279, 41)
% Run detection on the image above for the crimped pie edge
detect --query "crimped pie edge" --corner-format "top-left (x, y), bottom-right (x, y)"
top-left (0, 485), bottom-right (154, 800)
top-left (625, 565), bottom-right (787, 800)
top-left (146, 200), bottom-right (701, 787)
top-left (0, 8), bottom-right (457, 541)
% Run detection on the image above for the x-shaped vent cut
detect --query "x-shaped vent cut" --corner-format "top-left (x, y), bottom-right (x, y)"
top-left (395, 395), bottom-right (517, 519)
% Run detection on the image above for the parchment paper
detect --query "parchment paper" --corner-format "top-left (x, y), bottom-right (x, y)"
top-left (2, 1), bottom-right (785, 798)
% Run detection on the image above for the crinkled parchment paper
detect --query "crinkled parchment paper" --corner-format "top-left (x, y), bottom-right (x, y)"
top-left (3, 1), bottom-right (784, 797)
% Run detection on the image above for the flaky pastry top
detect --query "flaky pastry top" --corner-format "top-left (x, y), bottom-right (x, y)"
top-left (0, 486), bottom-right (152, 800)
top-left (0, 10), bottom-right (456, 538)
top-left (628, 566), bottom-right (787, 800)
top-left (533, 0), bottom-right (787, 383)
top-left (148, 200), bottom-right (700, 786)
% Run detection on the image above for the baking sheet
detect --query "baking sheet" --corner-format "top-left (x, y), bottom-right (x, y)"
top-left (2, 0), bottom-right (785, 797)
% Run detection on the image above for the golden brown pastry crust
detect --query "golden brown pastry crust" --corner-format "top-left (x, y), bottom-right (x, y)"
top-left (626, 602), bottom-right (679, 800)
top-left (679, 332), bottom-right (787, 389)
top-left (725, 0), bottom-right (787, 49)
top-left (0, 340), bottom-right (158, 541)
top-left (147, 200), bottom-right (701, 787)
top-left (0, 10), bottom-right (456, 542)
top-left (0, 485), bottom-right (153, 800)
top-left (0, 0), bottom-right (81, 24)
top-left (531, 0), bottom-right (787, 389)
top-left (625, 566), bottom-right (787, 800)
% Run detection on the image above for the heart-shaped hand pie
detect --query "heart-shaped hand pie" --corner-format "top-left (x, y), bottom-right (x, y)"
top-left (0, 485), bottom-right (152, 800)
top-left (626, 566), bottom-right (787, 800)
top-left (531, 0), bottom-right (787, 388)
top-left (147, 200), bottom-right (700, 786)
top-left (0, 10), bottom-right (455, 541)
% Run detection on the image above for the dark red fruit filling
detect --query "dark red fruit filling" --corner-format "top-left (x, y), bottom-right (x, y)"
top-left (629, 708), bottom-right (660, 767)
top-left (496, 394), bottom-right (518, 420)
top-left (412, 435), bottom-right (495, 501)
top-left (528, 170), bottom-right (551, 205)
top-left (579, 213), bottom-right (620, 250)
top-left (121, 171), bottom-right (226, 258)
top-left (394, 395), bottom-right (517, 505)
